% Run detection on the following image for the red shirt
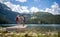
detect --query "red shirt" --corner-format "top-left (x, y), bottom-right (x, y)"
top-left (16, 16), bottom-right (20, 21)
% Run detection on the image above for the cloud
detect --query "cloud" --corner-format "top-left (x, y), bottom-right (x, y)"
top-left (45, 2), bottom-right (60, 15)
top-left (3, 1), bottom-right (40, 13)
top-left (50, 2), bottom-right (60, 15)
top-left (4, 2), bottom-right (15, 9)
top-left (4, 2), bottom-right (21, 12)
top-left (3, 1), bottom-right (60, 15)
top-left (29, 2), bottom-right (60, 15)
top-left (21, 6), bottom-right (29, 13)
top-left (51, 2), bottom-right (59, 9)
top-left (4, 2), bottom-right (29, 13)
top-left (16, 0), bottom-right (27, 2)
top-left (30, 7), bottom-right (40, 12)
top-left (12, 5), bottom-right (22, 13)
top-left (45, 8), bottom-right (49, 12)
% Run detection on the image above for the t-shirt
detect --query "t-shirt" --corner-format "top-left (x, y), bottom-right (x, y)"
top-left (16, 16), bottom-right (20, 21)
top-left (22, 16), bottom-right (26, 23)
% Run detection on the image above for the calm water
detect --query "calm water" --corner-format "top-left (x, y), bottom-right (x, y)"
top-left (0, 24), bottom-right (60, 26)
top-left (0, 24), bottom-right (60, 32)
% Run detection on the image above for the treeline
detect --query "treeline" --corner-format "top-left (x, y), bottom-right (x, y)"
top-left (26, 12), bottom-right (60, 24)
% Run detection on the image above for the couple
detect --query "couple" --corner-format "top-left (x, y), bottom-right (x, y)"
top-left (16, 15), bottom-right (26, 32)
top-left (16, 15), bottom-right (26, 27)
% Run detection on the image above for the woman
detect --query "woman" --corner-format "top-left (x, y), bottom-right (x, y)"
top-left (16, 15), bottom-right (20, 24)
top-left (16, 15), bottom-right (20, 33)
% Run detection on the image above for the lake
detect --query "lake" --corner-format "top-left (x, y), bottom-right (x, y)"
top-left (0, 24), bottom-right (60, 32)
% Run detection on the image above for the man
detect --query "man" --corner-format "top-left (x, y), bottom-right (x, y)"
top-left (16, 15), bottom-right (20, 33)
top-left (22, 15), bottom-right (26, 27)
top-left (22, 15), bottom-right (26, 32)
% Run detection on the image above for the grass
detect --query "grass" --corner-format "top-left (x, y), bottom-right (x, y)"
top-left (0, 30), bottom-right (58, 37)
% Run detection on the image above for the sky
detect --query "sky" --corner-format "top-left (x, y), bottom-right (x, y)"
top-left (0, 0), bottom-right (60, 15)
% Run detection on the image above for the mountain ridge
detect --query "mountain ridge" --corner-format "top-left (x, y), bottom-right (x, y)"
top-left (0, 3), bottom-right (60, 25)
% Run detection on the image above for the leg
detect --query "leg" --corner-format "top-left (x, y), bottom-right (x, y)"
top-left (17, 21), bottom-right (20, 33)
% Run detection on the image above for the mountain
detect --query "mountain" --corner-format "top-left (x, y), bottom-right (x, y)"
top-left (0, 3), bottom-right (31, 24)
top-left (0, 3), bottom-right (60, 25)
top-left (26, 12), bottom-right (60, 24)
top-left (0, 3), bottom-right (20, 24)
